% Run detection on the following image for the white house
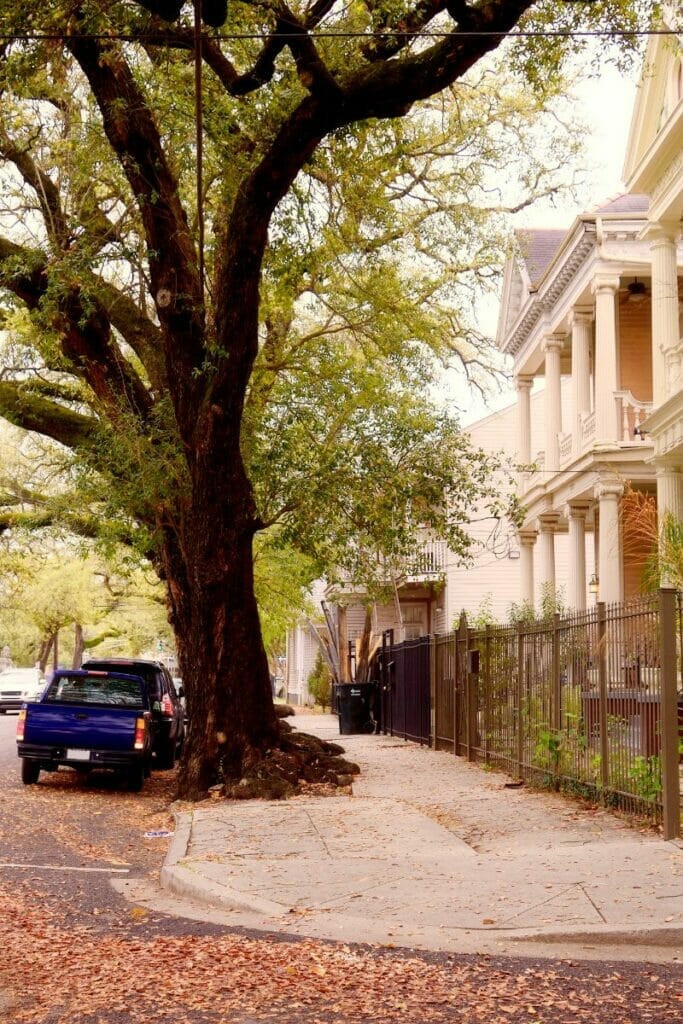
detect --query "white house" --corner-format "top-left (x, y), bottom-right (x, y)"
top-left (622, 2), bottom-right (683, 553)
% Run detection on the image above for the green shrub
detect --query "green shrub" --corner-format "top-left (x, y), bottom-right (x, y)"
top-left (307, 651), bottom-right (332, 711)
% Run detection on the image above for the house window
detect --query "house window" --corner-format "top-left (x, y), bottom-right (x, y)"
top-left (401, 602), bottom-right (429, 640)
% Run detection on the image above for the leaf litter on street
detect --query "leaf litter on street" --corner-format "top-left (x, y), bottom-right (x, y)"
top-left (0, 764), bottom-right (680, 1024)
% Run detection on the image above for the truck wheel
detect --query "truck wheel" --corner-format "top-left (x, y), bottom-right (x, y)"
top-left (21, 759), bottom-right (40, 785)
top-left (126, 763), bottom-right (145, 792)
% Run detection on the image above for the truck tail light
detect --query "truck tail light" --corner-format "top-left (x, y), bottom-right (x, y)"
top-left (134, 717), bottom-right (147, 750)
top-left (16, 709), bottom-right (27, 742)
top-left (160, 694), bottom-right (174, 717)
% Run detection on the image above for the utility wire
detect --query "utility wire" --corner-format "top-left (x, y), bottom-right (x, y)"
top-left (0, 29), bottom-right (678, 43)
top-left (193, 0), bottom-right (205, 304)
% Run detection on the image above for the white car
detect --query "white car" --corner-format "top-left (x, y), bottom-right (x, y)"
top-left (0, 668), bottom-right (47, 713)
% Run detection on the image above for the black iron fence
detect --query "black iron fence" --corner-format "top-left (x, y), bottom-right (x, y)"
top-left (379, 591), bottom-right (681, 838)
top-left (378, 631), bottom-right (431, 745)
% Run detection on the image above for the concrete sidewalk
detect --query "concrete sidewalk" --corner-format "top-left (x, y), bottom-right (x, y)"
top-left (159, 714), bottom-right (682, 961)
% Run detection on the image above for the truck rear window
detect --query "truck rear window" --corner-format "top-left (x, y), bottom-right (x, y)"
top-left (44, 674), bottom-right (146, 709)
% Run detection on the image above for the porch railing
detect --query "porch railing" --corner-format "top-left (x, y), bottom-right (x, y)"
top-left (615, 390), bottom-right (653, 443)
top-left (580, 410), bottom-right (596, 448)
top-left (401, 538), bottom-right (448, 580)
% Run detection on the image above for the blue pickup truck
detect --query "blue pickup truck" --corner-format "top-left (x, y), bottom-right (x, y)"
top-left (16, 669), bottom-right (154, 791)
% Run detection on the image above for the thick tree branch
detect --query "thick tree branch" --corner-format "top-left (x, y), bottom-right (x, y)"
top-left (0, 505), bottom-right (136, 546)
top-left (362, 0), bottom-right (449, 61)
top-left (57, 288), bottom-right (154, 423)
top-left (0, 235), bottom-right (154, 422)
top-left (137, 0), bottom-right (339, 97)
top-left (342, 1), bottom-right (536, 118)
top-left (0, 127), bottom-right (69, 248)
top-left (65, 21), bottom-right (205, 407)
top-left (0, 382), bottom-right (97, 449)
top-left (86, 279), bottom-right (166, 393)
top-left (0, 236), bottom-right (49, 311)
top-left (280, 10), bottom-right (344, 99)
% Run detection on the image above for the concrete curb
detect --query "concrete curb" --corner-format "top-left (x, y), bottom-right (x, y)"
top-left (508, 924), bottom-right (683, 948)
top-left (159, 813), bottom-right (682, 950)
top-left (161, 808), bottom-right (285, 917)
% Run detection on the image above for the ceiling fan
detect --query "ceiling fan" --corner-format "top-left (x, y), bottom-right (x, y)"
top-left (619, 277), bottom-right (649, 304)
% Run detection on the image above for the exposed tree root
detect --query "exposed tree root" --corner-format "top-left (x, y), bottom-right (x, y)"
top-left (221, 719), bottom-right (360, 800)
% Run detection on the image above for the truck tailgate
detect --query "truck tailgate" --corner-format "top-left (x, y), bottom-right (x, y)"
top-left (23, 704), bottom-right (138, 751)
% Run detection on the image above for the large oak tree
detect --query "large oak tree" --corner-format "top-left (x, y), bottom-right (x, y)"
top-left (0, 1), bottom-right (650, 796)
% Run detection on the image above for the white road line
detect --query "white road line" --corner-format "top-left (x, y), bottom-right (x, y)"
top-left (0, 863), bottom-right (130, 874)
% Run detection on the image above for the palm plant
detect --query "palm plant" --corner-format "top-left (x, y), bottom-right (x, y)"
top-left (621, 487), bottom-right (683, 590)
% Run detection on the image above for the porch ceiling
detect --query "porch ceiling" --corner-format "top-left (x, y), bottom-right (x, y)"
top-left (520, 447), bottom-right (656, 528)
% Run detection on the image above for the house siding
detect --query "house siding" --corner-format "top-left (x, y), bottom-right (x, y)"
top-left (446, 383), bottom-right (594, 624)
top-left (618, 295), bottom-right (653, 401)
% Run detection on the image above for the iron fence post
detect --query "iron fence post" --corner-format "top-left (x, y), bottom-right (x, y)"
top-left (453, 635), bottom-right (458, 757)
top-left (516, 624), bottom-right (524, 777)
top-left (484, 624), bottom-right (491, 762)
top-left (464, 622), bottom-right (475, 761)
top-left (597, 601), bottom-right (609, 792)
top-left (455, 612), bottom-right (468, 757)
top-left (659, 587), bottom-right (681, 840)
top-left (552, 612), bottom-right (561, 733)
top-left (380, 630), bottom-right (388, 735)
top-left (429, 634), bottom-right (436, 749)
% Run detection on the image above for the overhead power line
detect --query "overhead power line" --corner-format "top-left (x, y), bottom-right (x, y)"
top-left (0, 28), bottom-right (678, 43)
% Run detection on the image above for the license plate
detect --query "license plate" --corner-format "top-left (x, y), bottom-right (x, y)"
top-left (66, 748), bottom-right (91, 761)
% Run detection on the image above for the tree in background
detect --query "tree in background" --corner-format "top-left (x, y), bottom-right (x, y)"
top-left (0, 1), bottom-right (651, 797)
top-left (307, 651), bottom-right (332, 711)
top-left (0, 542), bottom-right (173, 668)
top-left (253, 536), bottom-right (316, 667)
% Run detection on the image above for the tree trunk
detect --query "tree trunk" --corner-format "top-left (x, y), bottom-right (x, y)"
top-left (337, 606), bottom-right (350, 683)
top-left (37, 634), bottom-right (53, 675)
top-left (164, 452), bottom-right (279, 800)
top-left (72, 623), bottom-right (84, 669)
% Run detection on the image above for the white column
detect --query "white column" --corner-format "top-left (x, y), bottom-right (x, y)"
top-left (542, 336), bottom-right (563, 473)
top-left (656, 465), bottom-right (683, 588)
top-left (518, 530), bottom-right (537, 606)
top-left (566, 502), bottom-right (590, 611)
top-left (595, 480), bottom-right (623, 604)
top-left (656, 465), bottom-right (683, 522)
top-left (648, 223), bottom-right (680, 404)
top-left (515, 375), bottom-right (533, 468)
top-left (570, 308), bottom-right (593, 457)
top-left (592, 275), bottom-right (620, 445)
top-left (537, 515), bottom-right (558, 605)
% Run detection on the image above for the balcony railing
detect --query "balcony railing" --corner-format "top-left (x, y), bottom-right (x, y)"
top-left (615, 390), bottom-right (653, 442)
top-left (580, 410), bottom-right (596, 447)
top-left (559, 431), bottom-right (573, 465)
top-left (520, 392), bottom-right (655, 497)
top-left (402, 538), bottom-right (448, 580)
top-left (526, 450), bottom-right (545, 489)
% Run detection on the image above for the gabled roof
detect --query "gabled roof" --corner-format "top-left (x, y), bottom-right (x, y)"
top-left (623, 5), bottom-right (683, 188)
top-left (591, 193), bottom-right (649, 215)
top-left (514, 229), bottom-right (566, 288)
top-left (498, 188), bottom-right (651, 358)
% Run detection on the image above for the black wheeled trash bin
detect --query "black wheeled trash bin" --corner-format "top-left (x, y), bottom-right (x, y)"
top-left (335, 682), bottom-right (378, 735)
